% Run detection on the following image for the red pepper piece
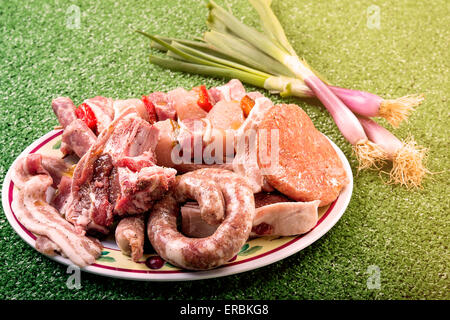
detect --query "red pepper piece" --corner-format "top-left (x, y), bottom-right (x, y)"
top-left (192, 85), bottom-right (214, 112)
top-left (240, 95), bottom-right (255, 117)
top-left (75, 103), bottom-right (97, 132)
top-left (141, 95), bottom-right (158, 124)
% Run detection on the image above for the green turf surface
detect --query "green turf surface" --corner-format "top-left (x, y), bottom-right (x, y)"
top-left (0, 0), bottom-right (448, 300)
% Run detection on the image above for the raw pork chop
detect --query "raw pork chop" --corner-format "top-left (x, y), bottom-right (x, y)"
top-left (258, 104), bottom-right (348, 206)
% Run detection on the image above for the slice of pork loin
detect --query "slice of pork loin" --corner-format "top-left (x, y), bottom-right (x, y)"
top-left (66, 112), bottom-right (176, 234)
top-left (181, 192), bottom-right (319, 238)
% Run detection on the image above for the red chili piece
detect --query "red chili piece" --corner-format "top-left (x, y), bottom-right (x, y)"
top-left (240, 95), bottom-right (255, 118)
top-left (192, 85), bottom-right (213, 112)
top-left (141, 95), bottom-right (158, 124)
top-left (75, 103), bottom-right (97, 132)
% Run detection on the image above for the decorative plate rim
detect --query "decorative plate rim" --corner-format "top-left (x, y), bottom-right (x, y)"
top-left (2, 129), bottom-right (353, 281)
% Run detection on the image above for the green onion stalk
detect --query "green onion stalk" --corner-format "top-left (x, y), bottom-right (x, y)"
top-left (136, 0), bottom-right (429, 187)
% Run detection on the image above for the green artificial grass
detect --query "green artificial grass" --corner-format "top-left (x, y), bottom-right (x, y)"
top-left (0, 0), bottom-right (449, 300)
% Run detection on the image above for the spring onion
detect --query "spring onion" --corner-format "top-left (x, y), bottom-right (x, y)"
top-left (358, 117), bottom-right (430, 188)
top-left (329, 87), bottom-right (424, 128)
top-left (136, 0), bottom-right (429, 186)
top-left (205, 0), bottom-right (388, 166)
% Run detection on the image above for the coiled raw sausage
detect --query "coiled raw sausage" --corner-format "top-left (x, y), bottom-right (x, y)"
top-left (147, 168), bottom-right (255, 270)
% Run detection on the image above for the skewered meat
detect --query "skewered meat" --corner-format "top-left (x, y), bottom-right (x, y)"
top-left (52, 97), bottom-right (97, 157)
top-left (145, 92), bottom-right (176, 121)
top-left (61, 119), bottom-right (97, 158)
top-left (51, 97), bottom-right (78, 128)
top-left (83, 96), bottom-right (114, 133)
top-left (168, 87), bottom-right (207, 120)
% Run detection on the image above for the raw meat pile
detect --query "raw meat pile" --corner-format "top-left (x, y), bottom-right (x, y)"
top-left (11, 79), bottom-right (348, 270)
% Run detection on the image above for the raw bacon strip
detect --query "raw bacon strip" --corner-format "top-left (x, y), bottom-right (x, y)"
top-left (35, 236), bottom-right (62, 256)
top-left (11, 154), bottom-right (70, 189)
top-left (11, 160), bottom-right (102, 267)
top-left (115, 214), bottom-right (145, 262)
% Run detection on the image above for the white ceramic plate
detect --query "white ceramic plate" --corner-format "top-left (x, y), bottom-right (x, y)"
top-left (2, 129), bottom-right (353, 281)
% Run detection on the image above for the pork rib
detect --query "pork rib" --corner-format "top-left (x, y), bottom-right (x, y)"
top-left (66, 111), bottom-right (176, 234)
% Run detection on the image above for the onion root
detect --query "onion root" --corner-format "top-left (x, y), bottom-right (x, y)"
top-left (379, 94), bottom-right (424, 128)
top-left (353, 140), bottom-right (387, 171)
top-left (388, 137), bottom-right (430, 188)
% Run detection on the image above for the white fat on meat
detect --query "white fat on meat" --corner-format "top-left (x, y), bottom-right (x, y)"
top-left (167, 88), bottom-right (207, 121)
top-left (232, 97), bottom-right (274, 193)
top-left (11, 160), bottom-right (102, 267)
top-left (250, 200), bottom-right (320, 237)
top-left (213, 79), bottom-right (247, 102)
top-left (83, 96), bottom-right (114, 133)
top-left (181, 195), bottom-right (320, 238)
top-left (113, 99), bottom-right (150, 122)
